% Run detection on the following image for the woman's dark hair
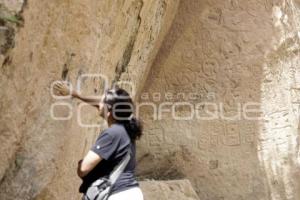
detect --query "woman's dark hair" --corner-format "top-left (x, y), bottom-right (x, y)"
top-left (103, 87), bottom-right (143, 141)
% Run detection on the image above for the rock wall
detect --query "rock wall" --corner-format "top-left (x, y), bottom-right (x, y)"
top-left (260, 7), bottom-right (300, 197)
top-left (0, 0), bottom-right (300, 200)
top-left (140, 179), bottom-right (199, 200)
top-left (0, 0), bottom-right (179, 199)
top-left (137, 0), bottom-right (300, 200)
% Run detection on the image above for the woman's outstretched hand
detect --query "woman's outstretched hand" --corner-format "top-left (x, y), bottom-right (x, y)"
top-left (53, 81), bottom-right (100, 108)
top-left (53, 81), bottom-right (76, 96)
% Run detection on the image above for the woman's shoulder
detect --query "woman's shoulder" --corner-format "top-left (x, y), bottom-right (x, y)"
top-left (102, 123), bottom-right (126, 138)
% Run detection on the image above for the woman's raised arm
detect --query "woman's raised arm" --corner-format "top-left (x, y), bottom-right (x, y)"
top-left (53, 81), bottom-right (101, 109)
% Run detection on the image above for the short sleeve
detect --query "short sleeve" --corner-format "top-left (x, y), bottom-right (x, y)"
top-left (91, 131), bottom-right (119, 160)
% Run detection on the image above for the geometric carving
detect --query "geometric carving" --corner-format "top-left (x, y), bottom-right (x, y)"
top-left (223, 122), bottom-right (241, 146)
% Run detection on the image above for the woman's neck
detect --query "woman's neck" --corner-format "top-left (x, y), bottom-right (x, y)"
top-left (107, 117), bottom-right (116, 127)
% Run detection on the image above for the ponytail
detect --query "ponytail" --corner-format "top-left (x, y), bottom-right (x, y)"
top-left (103, 87), bottom-right (143, 141)
top-left (121, 116), bottom-right (143, 141)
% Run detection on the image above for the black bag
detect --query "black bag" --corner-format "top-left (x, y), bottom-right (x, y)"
top-left (83, 150), bottom-right (131, 200)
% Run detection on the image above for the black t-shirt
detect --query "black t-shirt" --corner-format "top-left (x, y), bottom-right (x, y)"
top-left (79, 123), bottom-right (139, 195)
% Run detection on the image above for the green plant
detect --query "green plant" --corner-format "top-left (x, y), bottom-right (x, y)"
top-left (0, 15), bottom-right (22, 25)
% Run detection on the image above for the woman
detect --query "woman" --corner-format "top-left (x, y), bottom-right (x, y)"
top-left (54, 82), bottom-right (144, 200)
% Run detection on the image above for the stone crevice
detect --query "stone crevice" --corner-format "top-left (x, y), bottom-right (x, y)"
top-left (113, 0), bottom-right (143, 86)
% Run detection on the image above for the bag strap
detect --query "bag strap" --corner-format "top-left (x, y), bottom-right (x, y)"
top-left (108, 146), bottom-right (131, 185)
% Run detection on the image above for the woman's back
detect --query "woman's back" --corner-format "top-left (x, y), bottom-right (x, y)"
top-left (79, 123), bottom-right (139, 195)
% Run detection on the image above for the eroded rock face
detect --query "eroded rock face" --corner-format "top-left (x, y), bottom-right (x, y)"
top-left (0, 0), bottom-right (24, 55)
top-left (0, 0), bottom-right (300, 200)
top-left (140, 179), bottom-right (199, 200)
top-left (0, 0), bottom-right (178, 199)
top-left (137, 0), bottom-right (300, 200)
top-left (0, 0), bottom-right (24, 13)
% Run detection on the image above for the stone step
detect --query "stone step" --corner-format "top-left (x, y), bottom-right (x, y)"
top-left (140, 179), bottom-right (199, 200)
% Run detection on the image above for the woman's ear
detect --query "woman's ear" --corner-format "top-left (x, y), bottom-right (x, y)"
top-left (107, 111), bottom-right (113, 120)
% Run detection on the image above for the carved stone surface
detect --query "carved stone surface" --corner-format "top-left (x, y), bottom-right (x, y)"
top-left (0, 0), bottom-right (300, 200)
top-left (0, 0), bottom-right (179, 200)
top-left (138, 0), bottom-right (300, 200)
